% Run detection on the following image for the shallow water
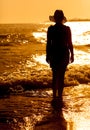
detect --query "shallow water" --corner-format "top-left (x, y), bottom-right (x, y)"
top-left (0, 84), bottom-right (90, 130)
top-left (0, 22), bottom-right (90, 129)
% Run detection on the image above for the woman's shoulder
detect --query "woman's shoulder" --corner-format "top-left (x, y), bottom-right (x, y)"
top-left (63, 24), bottom-right (70, 29)
top-left (47, 25), bottom-right (55, 33)
top-left (48, 25), bottom-right (54, 30)
top-left (62, 25), bottom-right (71, 34)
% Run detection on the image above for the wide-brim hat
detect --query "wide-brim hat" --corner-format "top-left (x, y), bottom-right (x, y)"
top-left (49, 10), bottom-right (67, 23)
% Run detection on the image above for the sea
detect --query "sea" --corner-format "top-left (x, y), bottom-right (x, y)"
top-left (0, 21), bottom-right (90, 65)
top-left (0, 21), bottom-right (90, 130)
top-left (0, 21), bottom-right (90, 85)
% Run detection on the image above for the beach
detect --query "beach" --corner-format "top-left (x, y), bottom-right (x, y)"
top-left (0, 42), bottom-right (90, 130)
top-left (0, 42), bottom-right (90, 93)
top-left (0, 84), bottom-right (90, 130)
top-left (0, 22), bottom-right (90, 129)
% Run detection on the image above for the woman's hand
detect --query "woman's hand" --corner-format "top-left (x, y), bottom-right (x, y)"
top-left (70, 54), bottom-right (74, 63)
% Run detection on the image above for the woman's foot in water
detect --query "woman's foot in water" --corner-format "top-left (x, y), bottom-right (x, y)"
top-left (51, 97), bottom-right (65, 110)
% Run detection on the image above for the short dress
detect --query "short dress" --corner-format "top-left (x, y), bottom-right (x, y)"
top-left (46, 23), bottom-right (70, 70)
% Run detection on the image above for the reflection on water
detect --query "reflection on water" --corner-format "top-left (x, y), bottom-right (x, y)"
top-left (0, 84), bottom-right (90, 129)
top-left (33, 32), bottom-right (46, 43)
top-left (0, 24), bottom-right (90, 130)
top-left (63, 84), bottom-right (90, 130)
top-left (28, 48), bottom-right (90, 68)
top-left (32, 22), bottom-right (90, 45)
top-left (66, 22), bottom-right (90, 45)
top-left (33, 54), bottom-right (48, 65)
top-left (74, 50), bottom-right (90, 65)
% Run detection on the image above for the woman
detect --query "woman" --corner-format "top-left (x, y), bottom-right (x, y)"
top-left (46, 10), bottom-right (74, 107)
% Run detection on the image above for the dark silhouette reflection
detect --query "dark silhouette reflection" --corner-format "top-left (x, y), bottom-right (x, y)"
top-left (46, 10), bottom-right (74, 103)
top-left (34, 105), bottom-right (67, 130)
top-left (51, 97), bottom-right (64, 111)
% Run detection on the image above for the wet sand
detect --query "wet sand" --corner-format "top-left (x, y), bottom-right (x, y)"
top-left (0, 84), bottom-right (90, 130)
top-left (0, 43), bottom-right (90, 129)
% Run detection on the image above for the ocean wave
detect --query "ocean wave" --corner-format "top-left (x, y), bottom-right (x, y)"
top-left (0, 64), bottom-right (90, 97)
top-left (0, 33), bottom-right (36, 46)
top-left (1, 22), bottom-right (90, 46)
top-left (0, 22), bottom-right (90, 97)
top-left (0, 23), bottom-right (44, 46)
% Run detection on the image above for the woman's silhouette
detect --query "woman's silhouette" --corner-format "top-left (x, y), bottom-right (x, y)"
top-left (46, 10), bottom-right (74, 107)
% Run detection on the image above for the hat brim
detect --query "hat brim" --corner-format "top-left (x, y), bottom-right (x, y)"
top-left (49, 15), bottom-right (67, 23)
top-left (49, 16), bottom-right (55, 22)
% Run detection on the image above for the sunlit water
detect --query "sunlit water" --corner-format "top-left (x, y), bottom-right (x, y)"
top-left (32, 21), bottom-right (90, 45)
top-left (31, 22), bottom-right (90, 129)
top-left (32, 21), bottom-right (90, 67)
top-left (0, 84), bottom-right (90, 130)
top-left (0, 22), bottom-right (90, 129)
top-left (29, 49), bottom-right (90, 68)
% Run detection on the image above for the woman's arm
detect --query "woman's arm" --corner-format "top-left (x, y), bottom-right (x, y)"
top-left (67, 27), bottom-right (74, 63)
top-left (46, 26), bottom-right (52, 63)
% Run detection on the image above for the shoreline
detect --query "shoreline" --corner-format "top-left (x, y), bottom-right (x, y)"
top-left (0, 64), bottom-right (90, 97)
top-left (0, 43), bottom-right (90, 96)
top-left (0, 83), bottom-right (90, 130)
